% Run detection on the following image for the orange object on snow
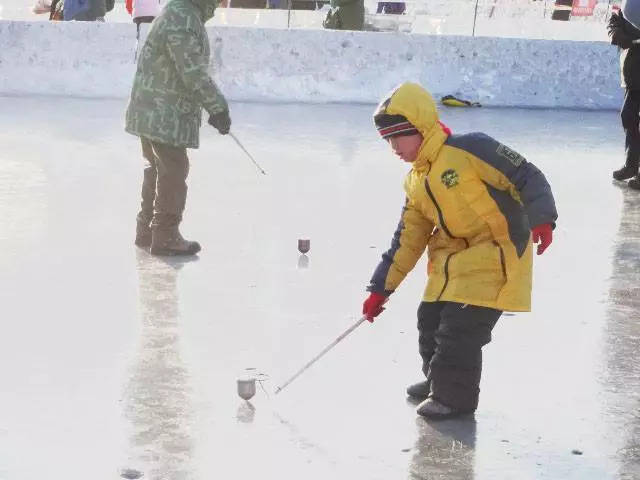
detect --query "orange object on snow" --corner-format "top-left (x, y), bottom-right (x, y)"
top-left (126, 0), bottom-right (133, 15)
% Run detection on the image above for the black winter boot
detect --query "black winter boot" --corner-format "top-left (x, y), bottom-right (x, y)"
top-left (406, 380), bottom-right (431, 400)
top-left (629, 176), bottom-right (640, 190)
top-left (613, 164), bottom-right (639, 181)
top-left (150, 227), bottom-right (201, 256)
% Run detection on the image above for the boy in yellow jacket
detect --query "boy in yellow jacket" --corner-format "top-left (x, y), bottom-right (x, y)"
top-left (362, 83), bottom-right (557, 419)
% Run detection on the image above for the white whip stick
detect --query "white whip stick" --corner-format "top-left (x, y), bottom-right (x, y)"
top-left (229, 132), bottom-right (267, 175)
top-left (274, 316), bottom-right (368, 395)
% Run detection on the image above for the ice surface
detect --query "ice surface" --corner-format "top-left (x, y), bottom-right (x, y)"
top-left (0, 97), bottom-right (638, 480)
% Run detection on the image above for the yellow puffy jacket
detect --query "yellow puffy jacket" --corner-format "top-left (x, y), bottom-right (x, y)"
top-left (368, 84), bottom-right (558, 312)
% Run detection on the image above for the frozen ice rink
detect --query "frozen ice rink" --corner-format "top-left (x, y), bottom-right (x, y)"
top-left (0, 96), bottom-right (639, 479)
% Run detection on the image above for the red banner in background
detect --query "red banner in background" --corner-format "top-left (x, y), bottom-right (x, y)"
top-left (571, 0), bottom-right (597, 16)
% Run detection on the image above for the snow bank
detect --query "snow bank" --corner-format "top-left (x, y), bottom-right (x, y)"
top-left (0, 20), bottom-right (622, 108)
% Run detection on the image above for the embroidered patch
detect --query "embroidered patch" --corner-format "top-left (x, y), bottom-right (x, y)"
top-left (441, 169), bottom-right (459, 188)
top-left (496, 144), bottom-right (525, 167)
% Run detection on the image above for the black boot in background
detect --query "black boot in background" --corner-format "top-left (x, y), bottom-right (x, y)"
top-left (614, 163), bottom-right (639, 180)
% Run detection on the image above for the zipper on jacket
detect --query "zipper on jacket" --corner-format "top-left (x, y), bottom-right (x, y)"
top-left (436, 252), bottom-right (455, 301)
top-left (424, 176), bottom-right (470, 301)
top-left (424, 178), bottom-right (453, 237)
top-left (424, 178), bottom-right (469, 248)
top-left (493, 240), bottom-right (507, 280)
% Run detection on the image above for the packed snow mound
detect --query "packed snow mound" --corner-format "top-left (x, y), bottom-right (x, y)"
top-left (0, 20), bottom-right (622, 108)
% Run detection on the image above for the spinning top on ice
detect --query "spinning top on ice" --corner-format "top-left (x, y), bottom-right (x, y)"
top-left (298, 239), bottom-right (310, 254)
top-left (237, 378), bottom-right (256, 401)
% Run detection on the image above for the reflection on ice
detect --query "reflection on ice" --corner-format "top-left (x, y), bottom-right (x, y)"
top-left (120, 252), bottom-right (196, 480)
top-left (409, 417), bottom-right (476, 480)
top-left (602, 185), bottom-right (640, 479)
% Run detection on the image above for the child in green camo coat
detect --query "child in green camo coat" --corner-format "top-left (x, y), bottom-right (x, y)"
top-left (125, 0), bottom-right (230, 256)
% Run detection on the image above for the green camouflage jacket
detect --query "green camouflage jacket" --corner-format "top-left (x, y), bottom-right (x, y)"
top-left (324, 0), bottom-right (364, 31)
top-left (125, 0), bottom-right (228, 149)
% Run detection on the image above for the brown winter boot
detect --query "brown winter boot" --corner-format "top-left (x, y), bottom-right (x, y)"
top-left (150, 227), bottom-right (201, 256)
top-left (613, 164), bottom-right (639, 181)
top-left (135, 221), bottom-right (152, 248)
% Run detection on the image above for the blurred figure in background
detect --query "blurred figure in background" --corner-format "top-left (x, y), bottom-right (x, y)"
top-left (323, 0), bottom-right (363, 30)
top-left (63, 0), bottom-right (108, 20)
top-left (609, 2), bottom-right (640, 189)
top-left (32, 0), bottom-right (52, 14)
top-left (551, 0), bottom-right (572, 21)
top-left (127, 0), bottom-right (162, 24)
top-left (376, 1), bottom-right (404, 15)
top-left (49, 0), bottom-right (64, 20)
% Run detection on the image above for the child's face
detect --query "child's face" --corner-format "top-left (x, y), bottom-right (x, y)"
top-left (388, 133), bottom-right (423, 163)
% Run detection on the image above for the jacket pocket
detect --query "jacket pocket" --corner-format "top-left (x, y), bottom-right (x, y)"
top-left (445, 243), bottom-right (506, 303)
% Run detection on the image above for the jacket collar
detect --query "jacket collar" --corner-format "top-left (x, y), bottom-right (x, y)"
top-left (412, 123), bottom-right (448, 173)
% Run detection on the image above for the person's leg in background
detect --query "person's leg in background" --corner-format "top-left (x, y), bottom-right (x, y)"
top-left (614, 89), bottom-right (640, 183)
top-left (149, 141), bottom-right (201, 256)
top-left (135, 137), bottom-right (157, 248)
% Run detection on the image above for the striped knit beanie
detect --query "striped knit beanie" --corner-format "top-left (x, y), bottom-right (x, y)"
top-left (374, 113), bottom-right (419, 139)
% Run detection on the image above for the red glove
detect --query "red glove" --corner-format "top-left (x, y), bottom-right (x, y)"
top-left (531, 223), bottom-right (553, 255)
top-left (363, 292), bottom-right (387, 323)
top-left (126, 0), bottom-right (133, 15)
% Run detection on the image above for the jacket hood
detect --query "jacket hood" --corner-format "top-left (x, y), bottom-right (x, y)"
top-left (189, 0), bottom-right (217, 21)
top-left (374, 82), bottom-right (448, 171)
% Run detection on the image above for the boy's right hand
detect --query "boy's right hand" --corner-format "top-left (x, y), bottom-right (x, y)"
top-left (531, 223), bottom-right (553, 255)
top-left (208, 110), bottom-right (231, 135)
top-left (362, 292), bottom-right (387, 323)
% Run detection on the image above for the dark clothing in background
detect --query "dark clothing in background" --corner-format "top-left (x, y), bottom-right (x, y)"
top-left (621, 90), bottom-right (640, 174)
top-left (608, 10), bottom-right (640, 89)
top-left (323, 0), bottom-right (364, 30)
top-left (64, 0), bottom-right (107, 20)
top-left (609, 11), bottom-right (640, 173)
top-left (551, 0), bottom-right (571, 21)
top-left (231, 0), bottom-right (265, 8)
top-left (376, 2), bottom-right (404, 14)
